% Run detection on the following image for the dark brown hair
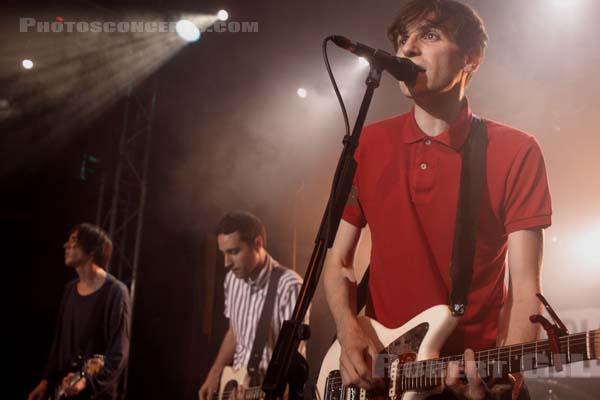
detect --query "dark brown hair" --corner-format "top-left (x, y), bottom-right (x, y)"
top-left (216, 211), bottom-right (267, 247)
top-left (70, 223), bottom-right (113, 269)
top-left (388, 0), bottom-right (488, 54)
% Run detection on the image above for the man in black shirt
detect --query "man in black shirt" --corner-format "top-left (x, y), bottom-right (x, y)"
top-left (28, 223), bottom-right (131, 400)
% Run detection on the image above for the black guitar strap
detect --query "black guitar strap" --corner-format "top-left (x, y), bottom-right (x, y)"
top-left (449, 115), bottom-right (488, 316)
top-left (355, 116), bottom-right (488, 317)
top-left (247, 265), bottom-right (284, 382)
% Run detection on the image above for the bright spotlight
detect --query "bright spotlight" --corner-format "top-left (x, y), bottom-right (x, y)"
top-left (217, 10), bottom-right (229, 21)
top-left (22, 59), bottom-right (34, 69)
top-left (297, 88), bottom-right (307, 98)
top-left (358, 57), bottom-right (369, 67)
top-left (574, 227), bottom-right (600, 267)
top-left (176, 20), bottom-right (201, 43)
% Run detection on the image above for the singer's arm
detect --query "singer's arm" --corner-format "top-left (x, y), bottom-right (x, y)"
top-left (324, 221), bottom-right (379, 389)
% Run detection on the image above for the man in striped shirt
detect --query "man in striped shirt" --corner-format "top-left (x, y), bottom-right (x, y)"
top-left (198, 211), bottom-right (307, 400)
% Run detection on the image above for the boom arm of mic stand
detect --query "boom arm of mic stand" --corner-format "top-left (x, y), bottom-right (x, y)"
top-left (261, 66), bottom-right (383, 400)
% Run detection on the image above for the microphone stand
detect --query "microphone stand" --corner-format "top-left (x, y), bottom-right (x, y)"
top-left (262, 64), bottom-right (384, 400)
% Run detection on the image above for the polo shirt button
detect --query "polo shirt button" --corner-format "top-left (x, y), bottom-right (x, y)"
top-left (425, 139), bottom-right (432, 145)
top-left (420, 162), bottom-right (428, 170)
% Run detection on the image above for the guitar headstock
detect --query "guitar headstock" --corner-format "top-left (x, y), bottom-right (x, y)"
top-left (83, 354), bottom-right (105, 376)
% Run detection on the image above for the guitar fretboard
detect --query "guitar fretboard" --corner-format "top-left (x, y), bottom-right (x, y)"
top-left (391, 329), bottom-right (599, 393)
top-left (214, 386), bottom-right (263, 400)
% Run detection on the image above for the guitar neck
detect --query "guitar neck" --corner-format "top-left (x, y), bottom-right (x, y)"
top-left (472, 329), bottom-right (599, 376)
top-left (213, 385), bottom-right (263, 400)
top-left (244, 387), bottom-right (263, 400)
top-left (393, 329), bottom-right (599, 392)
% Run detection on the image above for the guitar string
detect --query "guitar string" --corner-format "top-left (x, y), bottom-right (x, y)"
top-left (324, 333), bottom-right (596, 394)
top-left (323, 334), bottom-right (593, 388)
top-left (293, 333), bottom-right (598, 395)
top-left (322, 336), bottom-right (589, 386)
top-left (217, 333), bottom-right (597, 396)
top-left (215, 386), bottom-right (264, 399)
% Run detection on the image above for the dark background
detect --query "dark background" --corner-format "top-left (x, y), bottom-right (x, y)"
top-left (3, 0), bottom-right (600, 398)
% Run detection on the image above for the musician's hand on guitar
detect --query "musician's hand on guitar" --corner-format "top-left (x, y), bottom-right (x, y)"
top-left (198, 369), bottom-right (221, 400)
top-left (62, 372), bottom-right (87, 397)
top-left (27, 379), bottom-right (48, 400)
top-left (337, 318), bottom-right (380, 389)
top-left (445, 348), bottom-right (488, 400)
top-left (486, 373), bottom-right (517, 400)
top-left (234, 384), bottom-right (246, 400)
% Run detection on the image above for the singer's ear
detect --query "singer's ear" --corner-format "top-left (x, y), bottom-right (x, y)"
top-left (464, 63), bottom-right (476, 73)
top-left (253, 235), bottom-right (264, 251)
top-left (463, 47), bottom-right (483, 74)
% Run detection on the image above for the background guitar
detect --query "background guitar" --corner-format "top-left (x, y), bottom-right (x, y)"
top-left (214, 366), bottom-right (263, 400)
top-left (52, 354), bottom-right (105, 400)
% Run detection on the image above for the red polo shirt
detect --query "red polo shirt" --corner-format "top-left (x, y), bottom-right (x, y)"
top-left (342, 101), bottom-right (552, 355)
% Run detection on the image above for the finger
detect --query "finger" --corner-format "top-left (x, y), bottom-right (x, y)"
top-left (464, 349), bottom-right (481, 384)
top-left (339, 362), bottom-right (352, 386)
top-left (340, 355), bottom-right (371, 389)
top-left (487, 375), bottom-right (514, 399)
top-left (445, 360), bottom-right (462, 388)
top-left (354, 348), bottom-right (374, 386)
top-left (340, 353), bottom-right (360, 386)
top-left (510, 373), bottom-right (521, 400)
top-left (236, 384), bottom-right (245, 400)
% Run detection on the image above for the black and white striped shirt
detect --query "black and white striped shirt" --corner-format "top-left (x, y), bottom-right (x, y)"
top-left (224, 255), bottom-right (307, 372)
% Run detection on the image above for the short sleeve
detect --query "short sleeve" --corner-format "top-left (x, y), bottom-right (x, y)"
top-left (277, 271), bottom-right (309, 329)
top-left (277, 273), bottom-right (300, 320)
top-left (503, 136), bottom-right (552, 233)
top-left (342, 145), bottom-right (367, 228)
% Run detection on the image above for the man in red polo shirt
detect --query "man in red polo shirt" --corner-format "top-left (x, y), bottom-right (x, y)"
top-left (323, 1), bottom-right (551, 399)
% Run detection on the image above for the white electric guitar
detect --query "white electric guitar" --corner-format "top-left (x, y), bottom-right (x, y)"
top-left (317, 304), bottom-right (599, 400)
top-left (213, 366), bottom-right (263, 400)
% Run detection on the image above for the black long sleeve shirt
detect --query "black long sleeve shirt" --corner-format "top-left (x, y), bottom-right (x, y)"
top-left (43, 273), bottom-right (130, 400)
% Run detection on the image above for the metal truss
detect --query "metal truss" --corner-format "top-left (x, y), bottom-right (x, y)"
top-left (104, 79), bottom-right (156, 300)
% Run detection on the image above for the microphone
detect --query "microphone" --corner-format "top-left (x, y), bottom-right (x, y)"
top-left (331, 35), bottom-right (423, 82)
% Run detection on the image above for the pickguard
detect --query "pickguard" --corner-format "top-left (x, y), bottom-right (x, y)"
top-left (374, 323), bottom-right (429, 379)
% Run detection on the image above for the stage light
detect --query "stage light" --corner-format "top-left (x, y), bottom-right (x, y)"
top-left (217, 10), bottom-right (229, 21)
top-left (297, 88), bottom-right (307, 98)
top-left (358, 57), bottom-right (369, 67)
top-left (22, 59), bottom-right (34, 69)
top-left (574, 226), bottom-right (600, 266)
top-left (175, 20), bottom-right (201, 42)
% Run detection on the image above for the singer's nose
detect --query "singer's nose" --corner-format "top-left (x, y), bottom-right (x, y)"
top-left (398, 35), bottom-right (420, 58)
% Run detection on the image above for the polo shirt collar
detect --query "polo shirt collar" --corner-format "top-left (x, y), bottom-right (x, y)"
top-left (401, 98), bottom-right (472, 150)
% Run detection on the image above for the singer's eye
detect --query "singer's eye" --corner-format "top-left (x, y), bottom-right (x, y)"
top-left (422, 31), bottom-right (440, 41)
top-left (398, 35), bottom-right (409, 46)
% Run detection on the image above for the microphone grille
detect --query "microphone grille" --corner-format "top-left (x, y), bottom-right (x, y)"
top-left (331, 35), bottom-right (352, 49)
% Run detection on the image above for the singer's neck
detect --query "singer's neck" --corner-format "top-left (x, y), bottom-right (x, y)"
top-left (413, 86), bottom-right (466, 137)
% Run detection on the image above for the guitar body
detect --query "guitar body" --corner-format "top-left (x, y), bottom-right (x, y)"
top-left (51, 355), bottom-right (105, 400)
top-left (317, 305), bottom-right (459, 400)
top-left (218, 366), bottom-right (250, 400)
